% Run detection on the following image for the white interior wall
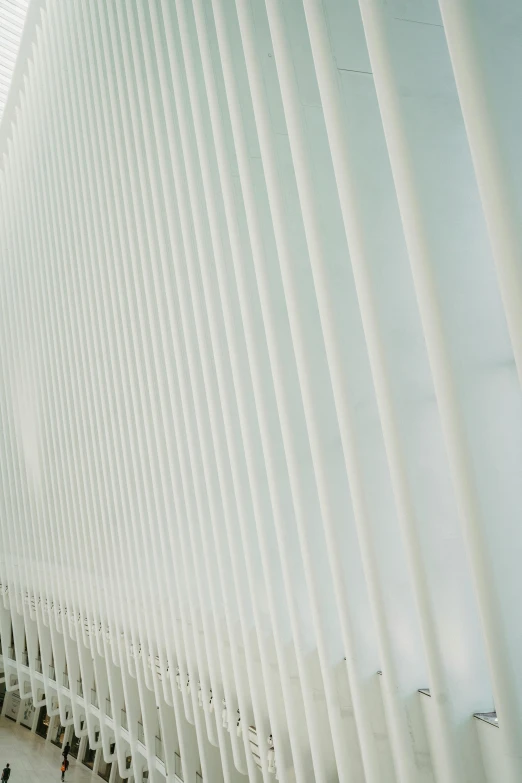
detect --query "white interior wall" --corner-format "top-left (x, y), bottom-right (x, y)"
top-left (0, 0), bottom-right (521, 782)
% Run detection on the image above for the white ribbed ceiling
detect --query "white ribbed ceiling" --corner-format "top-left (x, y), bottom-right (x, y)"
top-left (0, 0), bottom-right (29, 121)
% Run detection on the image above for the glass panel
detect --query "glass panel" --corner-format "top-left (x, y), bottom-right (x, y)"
top-left (155, 737), bottom-right (164, 763)
top-left (48, 665), bottom-right (56, 680)
top-left (120, 710), bottom-right (128, 731)
top-left (175, 752), bottom-right (183, 781)
top-left (20, 699), bottom-right (35, 729)
top-left (7, 648), bottom-right (15, 661)
top-left (4, 692), bottom-right (20, 721)
top-left (69, 734), bottom-right (81, 759)
top-left (21, 652), bottom-right (28, 666)
top-left (98, 758), bottom-right (112, 782)
top-left (51, 722), bottom-right (66, 748)
top-left (113, 766), bottom-right (124, 783)
top-left (35, 707), bottom-right (51, 739)
top-left (137, 722), bottom-right (145, 744)
top-left (34, 659), bottom-right (42, 674)
top-left (91, 689), bottom-right (98, 708)
top-left (77, 680), bottom-right (83, 698)
top-left (82, 741), bottom-right (97, 770)
top-left (63, 673), bottom-right (69, 689)
top-left (105, 699), bottom-right (112, 719)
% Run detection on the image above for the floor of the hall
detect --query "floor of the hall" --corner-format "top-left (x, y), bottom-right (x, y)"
top-left (0, 718), bottom-right (94, 783)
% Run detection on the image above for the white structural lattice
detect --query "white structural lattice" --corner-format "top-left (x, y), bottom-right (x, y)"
top-left (0, 0), bottom-right (29, 120)
top-left (1, 1), bottom-right (522, 782)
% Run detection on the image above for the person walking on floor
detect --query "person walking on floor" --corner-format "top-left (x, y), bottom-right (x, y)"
top-left (62, 743), bottom-right (70, 760)
top-left (1, 764), bottom-right (10, 782)
top-left (60, 758), bottom-right (69, 782)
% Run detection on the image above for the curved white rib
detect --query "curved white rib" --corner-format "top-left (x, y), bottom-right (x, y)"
top-left (0, 0), bottom-right (29, 120)
top-left (0, 1), bottom-right (521, 782)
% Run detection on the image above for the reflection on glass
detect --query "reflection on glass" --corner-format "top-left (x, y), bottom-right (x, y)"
top-left (35, 707), bottom-right (50, 739)
top-left (69, 734), bottom-right (81, 759)
top-left (98, 757), bottom-right (112, 782)
top-left (51, 722), bottom-right (66, 748)
top-left (82, 740), bottom-right (96, 770)
top-left (175, 752), bottom-right (183, 781)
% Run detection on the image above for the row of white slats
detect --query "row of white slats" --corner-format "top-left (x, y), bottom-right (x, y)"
top-left (0, 0), bottom-right (29, 119)
top-left (1, 1), bottom-right (522, 782)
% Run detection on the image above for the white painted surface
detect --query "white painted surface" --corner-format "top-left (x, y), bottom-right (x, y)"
top-left (0, 0), bottom-right (521, 781)
top-left (0, 0), bottom-right (29, 120)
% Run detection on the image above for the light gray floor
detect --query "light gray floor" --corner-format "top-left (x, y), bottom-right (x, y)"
top-left (0, 718), bottom-right (94, 783)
